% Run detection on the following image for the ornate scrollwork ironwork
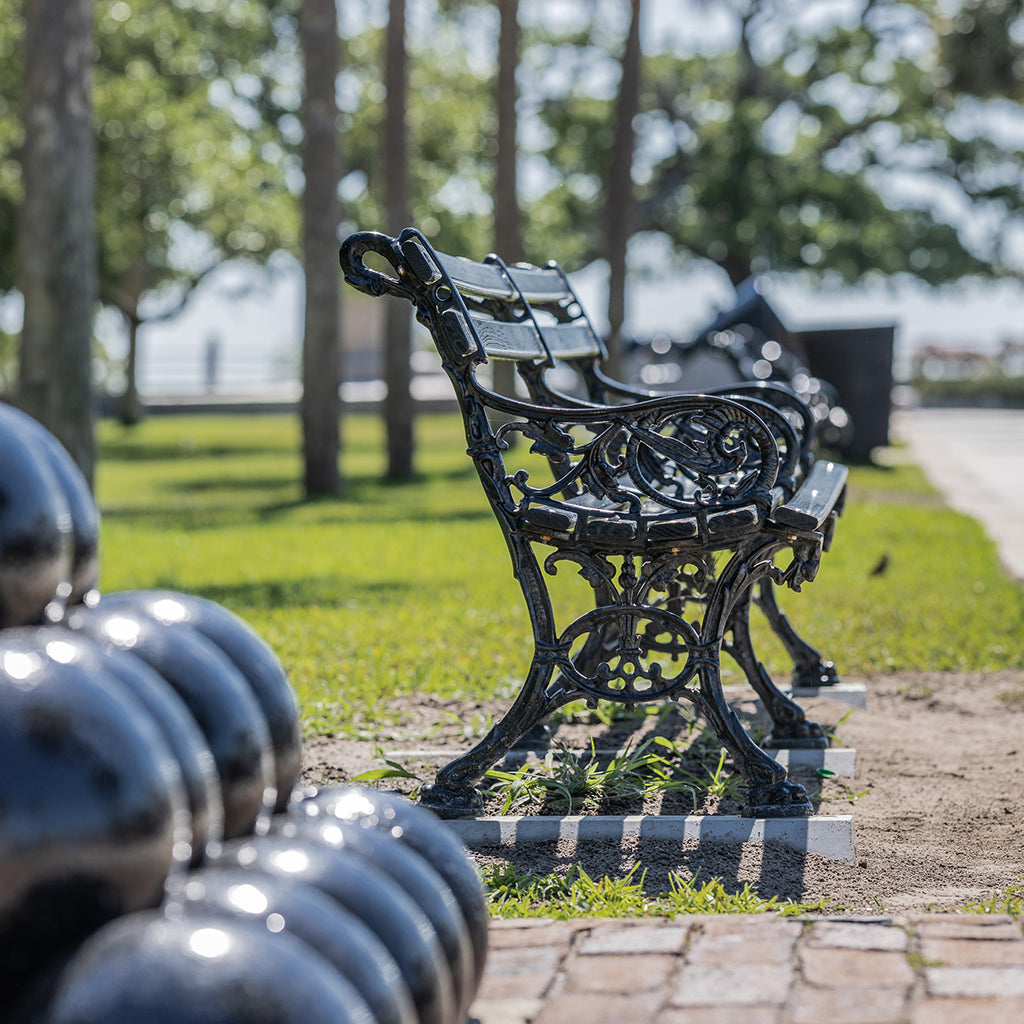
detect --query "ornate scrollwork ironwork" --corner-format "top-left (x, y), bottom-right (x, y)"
top-left (490, 399), bottom-right (779, 520)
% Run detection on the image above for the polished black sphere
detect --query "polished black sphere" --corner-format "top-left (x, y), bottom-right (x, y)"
top-left (0, 403), bottom-right (100, 608)
top-left (96, 589), bottom-right (302, 813)
top-left (274, 815), bottom-right (476, 1019)
top-left (0, 628), bottom-right (187, 1003)
top-left (295, 785), bottom-right (489, 985)
top-left (37, 910), bottom-right (376, 1024)
top-left (0, 406), bottom-right (73, 628)
top-left (66, 604), bottom-right (274, 839)
top-left (217, 834), bottom-right (456, 1024)
top-left (173, 866), bottom-right (417, 1024)
top-left (33, 626), bottom-right (224, 867)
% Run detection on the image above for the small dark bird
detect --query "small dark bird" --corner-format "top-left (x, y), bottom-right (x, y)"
top-left (869, 553), bottom-right (890, 577)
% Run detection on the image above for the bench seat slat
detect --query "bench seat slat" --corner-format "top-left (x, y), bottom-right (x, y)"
top-left (540, 323), bottom-right (604, 360)
top-left (436, 253), bottom-right (513, 299)
top-left (470, 314), bottom-right (547, 361)
top-left (773, 460), bottom-right (848, 531)
top-left (436, 252), bottom-right (570, 305)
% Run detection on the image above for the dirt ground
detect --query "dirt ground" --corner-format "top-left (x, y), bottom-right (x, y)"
top-left (300, 670), bottom-right (1024, 915)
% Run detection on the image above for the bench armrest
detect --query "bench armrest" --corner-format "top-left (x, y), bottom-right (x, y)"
top-left (476, 384), bottom-right (785, 516)
top-left (772, 459), bottom-right (848, 531)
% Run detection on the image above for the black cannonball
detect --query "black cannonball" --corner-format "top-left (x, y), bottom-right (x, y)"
top-left (96, 590), bottom-right (301, 813)
top-left (32, 627), bottom-right (224, 867)
top-left (66, 604), bottom-right (274, 839)
top-left (274, 815), bottom-right (476, 1019)
top-left (0, 629), bottom-right (187, 1003)
top-left (0, 410), bottom-right (73, 628)
top-left (36, 910), bottom-right (376, 1024)
top-left (217, 834), bottom-right (457, 1024)
top-left (296, 785), bottom-right (489, 985)
top-left (172, 867), bottom-right (417, 1024)
top-left (0, 403), bottom-right (100, 608)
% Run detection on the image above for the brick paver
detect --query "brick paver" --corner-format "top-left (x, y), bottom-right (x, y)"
top-left (470, 915), bottom-right (1024, 1024)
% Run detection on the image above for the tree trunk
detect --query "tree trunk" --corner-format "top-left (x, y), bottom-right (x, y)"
top-left (119, 312), bottom-right (143, 426)
top-left (299, 0), bottom-right (342, 496)
top-left (384, 0), bottom-right (414, 479)
top-left (492, 0), bottom-right (521, 404)
top-left (605, 0), bottom-right (642, 380)
top-left (17, 0), bottom-right (97, 487)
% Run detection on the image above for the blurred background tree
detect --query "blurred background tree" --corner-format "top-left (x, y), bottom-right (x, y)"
top-left (3, 0), bottom-right (1024, 480)
top-left (530, 0), bottom-right (1023, 290)
top-left (92, 0), bottom-right (299, 423)
top-left (18, 0), bottom-right (97, 484)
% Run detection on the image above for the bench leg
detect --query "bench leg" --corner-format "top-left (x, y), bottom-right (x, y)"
top-left (420, 654), bottom-right (561, 818)
top-left (696, 535), bottom-right (820, 816)
top-left (690, 668), bottom-right (813, 818)
top-left (419, 534), bottom-right (564, 818)
top-left (725, 590), bottom-right (829, 750)
top-left (755, 579), bottom-right (841, 687)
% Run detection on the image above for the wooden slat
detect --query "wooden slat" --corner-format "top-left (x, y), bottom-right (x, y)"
top-left (470, 314), bottom-right (547, 361)
top-left (436, 252), bottom-right (513, 299)
top-left (773, 460), bottom-right (848, 531)
top-left (540, 323), bottom-right (603, 360)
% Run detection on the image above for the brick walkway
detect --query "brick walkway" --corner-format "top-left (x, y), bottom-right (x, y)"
top-left (469, 914), bottom-right (1024, 1023)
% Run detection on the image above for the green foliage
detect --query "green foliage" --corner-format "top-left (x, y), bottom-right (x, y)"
top-left (92, 0), bottom-right (299, 320)
top-left (911, 374), bottom-right (1024, 407)
top-left (483, 736), bottom-right (707, 815)
top-left (96, 413), bottom-right (1024, 742)
top-left (529, 1), bottom-right (1023, 285)
top-left (956, 879), bottom-right (1024, 916)
top-left (0, 0), bottom-right (21, 293)
top-left (482, 862), bottom-right (836, 919)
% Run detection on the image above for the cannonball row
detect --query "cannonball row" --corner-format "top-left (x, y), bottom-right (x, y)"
top-left (0, 406), bottom-right (489, 1023)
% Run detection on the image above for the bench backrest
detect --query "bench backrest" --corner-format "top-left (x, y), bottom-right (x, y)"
top-left (340, 227), bottom-right (605, 376)
top-left (341, 227), bottom-right (800, 544)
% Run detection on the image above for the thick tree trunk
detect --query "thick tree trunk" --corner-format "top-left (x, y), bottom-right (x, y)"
top-left (17, 0), bottom-right (97, 487)
top-left (384, 0), bottom-right (414, 479)
top-left (493, 0), bottom-right (521, 405)
top-left (605, 0), bottom-right (642, 380)
top-left (299, 0), bottom-right (342, 496)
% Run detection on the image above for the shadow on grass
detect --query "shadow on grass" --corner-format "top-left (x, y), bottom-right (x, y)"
top-left (477, 834), bottom-right (817, 904)
top-left (100, 440), bottom-right (296, 461)
top-left (158, 576), bottom-right (420, 611)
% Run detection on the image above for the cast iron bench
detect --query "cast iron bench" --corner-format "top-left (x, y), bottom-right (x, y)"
top-left (340, 227), bottom-right (848, 820)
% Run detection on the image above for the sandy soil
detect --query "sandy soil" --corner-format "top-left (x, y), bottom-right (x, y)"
top-left (300, 670), bottom-right (1024, 915)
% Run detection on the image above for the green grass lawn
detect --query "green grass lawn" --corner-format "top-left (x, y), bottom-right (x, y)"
top-left (95, 412), bottom-right (1024, 740)
top-left (94, 411), bottom-right (1024, 917)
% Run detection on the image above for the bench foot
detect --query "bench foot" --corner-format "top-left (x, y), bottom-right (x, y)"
top-left (792, 659), bottom-right (841, 688)
top-left (419, 782), bottom-right (485, 820)
top-left (755, 581), bottom-right (843, 688)
top-left (742, 779), bottom-right (814, 818)
top-left (762, 719), bottom-right (830, 750)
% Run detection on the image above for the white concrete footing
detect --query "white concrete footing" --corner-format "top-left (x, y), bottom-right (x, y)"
top-left (724, 681), bottom-right (868, 710)
top-left (445, 813), bottom-right (858, 865)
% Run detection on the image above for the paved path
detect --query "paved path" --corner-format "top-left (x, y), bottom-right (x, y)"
top-left (470, 915), bottom-right (1024, 1023)
top-left (893, 408), bottom-right (1024, 582)
top-left (466, 408), bottom-right (1024, 1023)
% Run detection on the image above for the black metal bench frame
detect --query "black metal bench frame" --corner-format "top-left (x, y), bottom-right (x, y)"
top-left (340, 227), bottom-right (848, 819)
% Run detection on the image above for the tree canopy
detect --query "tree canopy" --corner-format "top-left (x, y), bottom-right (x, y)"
top-left (4, 0), bottom-right (1024, 404)
top-left (528, 0), bottom-right (1024, 287)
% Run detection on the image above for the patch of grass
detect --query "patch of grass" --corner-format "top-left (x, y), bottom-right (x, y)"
top-left (482, 862), bottom-right (844, 918)
top-left (96, 412), bottom-right (1024, 740)
top-left (955, 881), bottom-right (1024, 917)
top-left (483, 737), bottom-right (705, 815)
